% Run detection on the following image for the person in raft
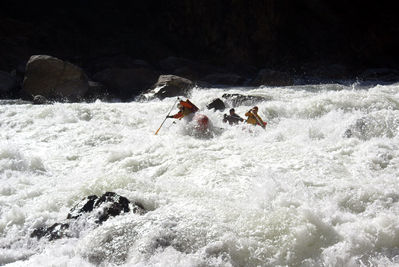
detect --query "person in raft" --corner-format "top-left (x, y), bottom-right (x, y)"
top-left (245, 106), bottom-right (267, 128)
top-left (167, 99), bottom-right (199, 120)
top-left (223, 108), bottom-right (244, 125)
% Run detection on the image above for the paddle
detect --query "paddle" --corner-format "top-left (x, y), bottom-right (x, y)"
top-left (155, 97), bottom-right (180, 135)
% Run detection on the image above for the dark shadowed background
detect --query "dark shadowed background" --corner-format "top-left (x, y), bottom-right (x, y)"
top-left (1, 0), bottom-right (399, 99)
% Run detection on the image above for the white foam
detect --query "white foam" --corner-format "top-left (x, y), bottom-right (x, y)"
top-left (1, 83), bottom-right (399, 266)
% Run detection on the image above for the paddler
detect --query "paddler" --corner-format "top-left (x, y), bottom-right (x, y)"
top-left (223, 108), bottom-right (244, 125)
top-left (167, 99), bottom-right (199, 120)
top-left (245, 106), bottom-right (267, 128)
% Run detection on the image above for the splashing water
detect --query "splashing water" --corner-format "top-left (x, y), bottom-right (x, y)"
top-left (1, 83), bottom-right (399, 266)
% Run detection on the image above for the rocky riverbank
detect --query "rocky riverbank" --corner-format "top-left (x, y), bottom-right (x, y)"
top-left (1, 1), bottom-right (399, 101)
top-left (2, 53), bottom-right (399, 103)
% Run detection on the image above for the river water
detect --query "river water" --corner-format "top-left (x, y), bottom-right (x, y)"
top-left (1, 83), bottom-right (399, 266)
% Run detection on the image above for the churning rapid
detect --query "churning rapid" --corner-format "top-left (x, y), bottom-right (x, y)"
top-left (1, 83), bottom-right (399, 266)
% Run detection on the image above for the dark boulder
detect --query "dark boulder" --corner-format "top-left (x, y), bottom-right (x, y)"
top-left (92, 67), bottom-right (158, 100)
top-left (22, 55), bottom-right (89, 101)
top-left (32, 192), bottom-right (147, 241)
top-left (151, 75), bottom-right (194, 99)
top-left (67, 195), bottom-right (98, 219)
top-left (93, 192), bottom-right (132, 224)
top-left (206, 98), bottom-right (226, 111)
top-left (31, 223), bottom-right (70, 241)
top-left (32, 95), bottom-right (48, 105)
top-left (67, 192), bottom-right (146, 224)
top-left (222, 93), bottom-right (270, 107)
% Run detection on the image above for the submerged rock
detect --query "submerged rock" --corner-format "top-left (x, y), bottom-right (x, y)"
top-left (68, 192), bottom-right (146, 223)
top-left (31, 192), bottom-right (146, 241)
top-left (67, 195), bottom-right (98, 220)
top-left (93, 192), bottom-right (144, 223)
top-left (31, 223), bottom-right (70, 241)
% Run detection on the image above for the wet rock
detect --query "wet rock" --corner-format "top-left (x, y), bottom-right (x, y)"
top-left (32, 192), bottom-right (147, 241)
top-left (92, 67), bottom-right (159, 100)
top-left (32, 95), bottom-right (48, 105)
top-left (67, 192), bottom-right (146, 223)
top-left (31, 223), bottom-right (70, 241)
top-left (222, 93), bottom-right (270, 107)
top-left (152, 75), bottom-right (194, 99)
top-left (206, 98), bottom-right (225, 111)
top-left (94, 192), bottom-right (132, 224)
top-left (67, 195), bottom-right (98, 219)
top-left (22, 55), bottom-right (89, 101)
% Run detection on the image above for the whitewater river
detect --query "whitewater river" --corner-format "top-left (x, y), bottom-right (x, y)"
top-left (1, 83), bottom-right (399, 266)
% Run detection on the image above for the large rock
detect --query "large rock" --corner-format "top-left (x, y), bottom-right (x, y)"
top-left (22, 55), bottom-right (89, 101)
top-left (206, 98), bottom-right (226, 111)
top-left (152, 75), bottom-right (194, 99)
top-left (67, 192), bottom-right (146, 223)
top-left (0, 71), bottom-right (17, 96)
top-left (222, 93), bottom-right (270, 107)
top-left (32, 95), bottom-right (49, 105)
top-left (31, 192), bottom-right (146, 241)
top-left (31, 223), bottom-right (70, 241)
top-left (251, 69), bottom-right (294, 87)
top-left (92, 67), bottom-right (158, 100)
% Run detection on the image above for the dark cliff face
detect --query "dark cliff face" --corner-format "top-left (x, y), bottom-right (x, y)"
top-left (1, 0), bottom-right (398, 75)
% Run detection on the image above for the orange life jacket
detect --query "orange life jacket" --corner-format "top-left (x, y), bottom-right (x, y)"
top-left (172, 99), bottom-right (199, 119)
top-left (180, 100), bottom-right (199, 112)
